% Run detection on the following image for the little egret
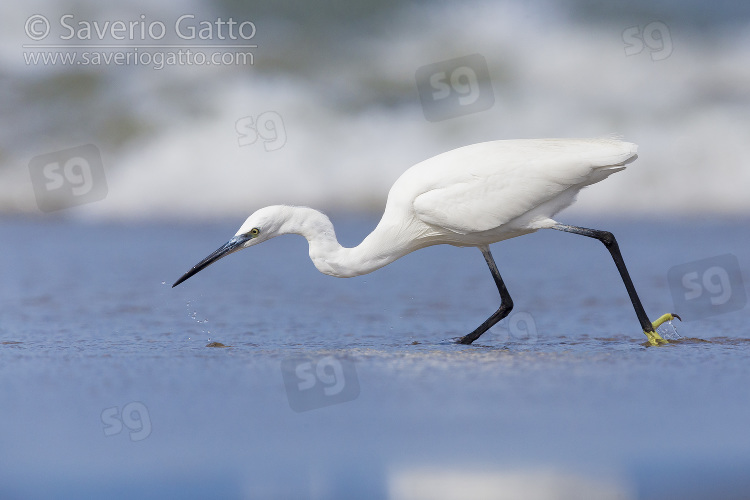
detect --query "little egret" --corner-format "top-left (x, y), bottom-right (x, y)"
top-left (173, 138), bottom-right (679, 345)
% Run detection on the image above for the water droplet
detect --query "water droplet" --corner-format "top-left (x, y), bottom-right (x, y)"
top-left (657, 319), bottom-right (683, 340)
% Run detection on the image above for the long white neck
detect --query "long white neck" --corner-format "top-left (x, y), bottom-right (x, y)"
top-left (279, 206), bottom-right (419, 278)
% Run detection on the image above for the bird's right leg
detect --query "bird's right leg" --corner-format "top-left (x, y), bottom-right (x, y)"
top-left (552, 224), bottom-right (677, 345)
top-left (457, 247), bottom-right (513, 345)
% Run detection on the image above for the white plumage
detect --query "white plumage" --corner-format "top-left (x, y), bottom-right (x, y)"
top-left (394, 137), bottom-right (636, 240)
top-left (174, 137), bottom-right (675, 345)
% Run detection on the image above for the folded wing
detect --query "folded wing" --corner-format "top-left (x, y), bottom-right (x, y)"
top-left (411, 138), bottom-right (637, 234)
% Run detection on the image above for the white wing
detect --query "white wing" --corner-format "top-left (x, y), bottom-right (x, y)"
top-left (407, 138), bottom-right (637, 234)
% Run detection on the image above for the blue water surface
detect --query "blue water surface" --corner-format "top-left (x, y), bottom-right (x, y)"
top-left (1, 216), bottom-right (749, 499)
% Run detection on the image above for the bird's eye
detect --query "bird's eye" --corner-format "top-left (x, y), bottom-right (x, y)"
top-left (249, 228), bottom-right (260, 236)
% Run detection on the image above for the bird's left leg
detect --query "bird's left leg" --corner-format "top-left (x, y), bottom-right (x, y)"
top-left (552, 224), bottom-right (680, 345)
top-left (457, 247), bottom-right (513, 345)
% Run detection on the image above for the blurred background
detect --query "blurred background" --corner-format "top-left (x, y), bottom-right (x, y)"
top-left (2, 0), bottom-right (749, 219)
top-left (2, 1), bottom-right (750, 499)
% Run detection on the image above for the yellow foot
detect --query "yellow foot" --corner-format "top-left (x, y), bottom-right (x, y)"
top-left (643, 313), bottom-right (682, 346)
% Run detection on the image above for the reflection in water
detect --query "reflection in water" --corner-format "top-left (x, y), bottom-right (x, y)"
top-left (388, 467), bottom-right (633, 500)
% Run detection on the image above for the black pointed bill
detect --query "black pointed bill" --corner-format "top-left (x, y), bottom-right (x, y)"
top-left (172, 235), bottom-right (250, 287)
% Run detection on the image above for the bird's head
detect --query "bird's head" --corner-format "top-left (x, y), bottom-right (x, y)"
top-left (172, 205), bottom-right (293, 287)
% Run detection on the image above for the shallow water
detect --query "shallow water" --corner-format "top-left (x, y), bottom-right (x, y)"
top-left (1, 216), bottom-right (749, 499)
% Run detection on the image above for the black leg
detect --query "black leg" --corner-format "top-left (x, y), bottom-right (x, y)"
top-left (551, 224), bottom-right (656, 334)
top-left (457, 247), bottom-right (513, 345)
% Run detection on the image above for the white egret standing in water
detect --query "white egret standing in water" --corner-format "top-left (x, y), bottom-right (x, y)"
top-left (173, 138), bottom-right (679, 345)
